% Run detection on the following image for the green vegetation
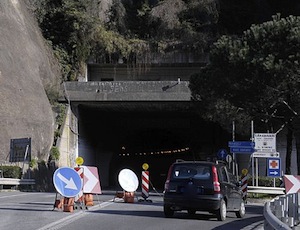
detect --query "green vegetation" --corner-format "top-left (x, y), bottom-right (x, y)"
top-left (247, 176), bottom-right (282, 187)
top-left (247, 193), bottom-right (277, 200)
top-left (50, 146), bottom-right (60, 161)
top-left (31, 0), bottom-right (222, 80)
top-left (0, 166), bottom-right (22, 178)
top-left (29, 0), bottom-right (300, 171)
top-left (29, 0), bottom-right (300, 81)
top-left (190, 15), bottom-right (300, 174)
top-left (29, 158), bottom-right (38, 168)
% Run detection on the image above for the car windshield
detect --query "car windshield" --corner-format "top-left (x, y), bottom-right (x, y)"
top-left (172, 164), bottom-right (211, 180)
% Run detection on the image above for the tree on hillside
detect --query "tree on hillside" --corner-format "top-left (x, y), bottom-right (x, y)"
top-left (37, 0), bottom-right (95, 80)
top-left (190, 15), bottom-right (300, 174)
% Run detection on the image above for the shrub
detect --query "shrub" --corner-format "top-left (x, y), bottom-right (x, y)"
top-left (0, 166), bottom-right (22, 178)
top-left (247, 176), bottom-right (281, 187)
top-left (50, 146), bottom-right (60, 161)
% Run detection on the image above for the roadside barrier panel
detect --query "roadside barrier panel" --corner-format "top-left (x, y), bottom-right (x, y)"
top-left (63, 197), bottom-right (74, 212)
top-left (241, 173), bottom-right (248, 200)
top-left (54, 198), bottom-right (64, 210)
top-left (84, 194), bottom-right (94, 206)
top-left (124, 192), bottom-right (135, 203)
top-left (142, 171), bottom-right (149, 200)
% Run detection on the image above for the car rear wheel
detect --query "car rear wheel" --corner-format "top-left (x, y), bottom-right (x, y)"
top-left (164, 205), bottom-right (174, 218)
top-left (236, 200), bottom-right (246, 218)
top-left (217, 199), bottom-right (227, 221)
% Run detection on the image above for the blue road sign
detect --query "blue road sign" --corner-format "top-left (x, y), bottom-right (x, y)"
top-left (217, 149), bottom-right (228, 160)
top-left (267, 158), bottom-right (281, 177)
top-left (228, 141), bottom-right (255, 148)
top-left (53, 167), bottom-right (83, 197)
top-left (230, 147), bottom-right (254, 154)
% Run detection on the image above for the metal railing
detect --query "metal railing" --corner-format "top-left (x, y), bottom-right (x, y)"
top-left (0, 178), bottom-right (35, 185)
top-left (248, 186), bottom-right (285, 195)
top-left (264, 193), bottom-right (300, 229)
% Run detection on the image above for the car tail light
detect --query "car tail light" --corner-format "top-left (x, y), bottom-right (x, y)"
top-left (212, 166), bottom-right (220, 193)
top-left (164, 164), bottom-right (173, 192)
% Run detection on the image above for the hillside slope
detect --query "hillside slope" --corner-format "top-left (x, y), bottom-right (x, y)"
top-left (0, 0), bottom-right (60, 162)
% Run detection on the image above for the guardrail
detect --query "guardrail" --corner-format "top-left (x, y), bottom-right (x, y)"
top-left (264, 193), bottom-right (300, 230)
top-left (0, 178), bottom-right (35, 186)
top-left (248, 186), bottom-right (285, 195)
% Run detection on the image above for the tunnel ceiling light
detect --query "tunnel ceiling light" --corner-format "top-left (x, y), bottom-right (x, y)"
top-left (118, 147), bottom-right (190, 157)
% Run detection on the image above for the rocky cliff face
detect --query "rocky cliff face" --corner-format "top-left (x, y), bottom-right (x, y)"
top-left (0, 0), bottom-right (60, 162)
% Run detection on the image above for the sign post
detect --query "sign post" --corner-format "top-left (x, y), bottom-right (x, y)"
top-left (252, 133), bottom-right (278, 186)
top-left (141, 163), bottom-right (150, 202)
top-left (228, 141), bottom-right (255, 154)
top-left (217, 149), bottom-right (228, 160)
top-left (53, 167), bottom-right (83, 198)
top-left (53, 167), bottom-right (83, 212)
top-left (254, 133), bottom-right (276, 152)
top-left (267, 158), bottom-right (281, 178)
top-left (228, 141), bottom-right (254, 176)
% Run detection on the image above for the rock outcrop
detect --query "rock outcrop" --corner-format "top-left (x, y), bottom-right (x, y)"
top-left (0, 0), bottom-right (60, 162)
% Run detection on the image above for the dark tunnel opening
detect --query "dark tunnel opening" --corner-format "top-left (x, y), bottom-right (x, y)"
top-left (77, 103), bottom-right (231, 190)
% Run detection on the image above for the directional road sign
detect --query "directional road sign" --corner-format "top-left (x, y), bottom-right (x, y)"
top-left (284, 175), bottom-right (300, 194)
top-left (252, 152), bottom-right (280, 158)
top-left (217, 149), bottom-right (228, 160)
top-left (230, 147), bottom-right (254, 154)
top-left (267, 158), bottom-right (281, 177)
top-left (53, 167), bottom-right (83, 197)
top-left (81, 166), bottom-right (102, 194)
top-left (228, 141), bottom-right (255, 148)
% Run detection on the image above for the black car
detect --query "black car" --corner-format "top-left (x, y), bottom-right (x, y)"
top-left (163, 160), bottom-right (245, 221)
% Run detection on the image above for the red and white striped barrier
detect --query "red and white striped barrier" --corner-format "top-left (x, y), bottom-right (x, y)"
top-left (74, 167), bottom-right (84, 202)
top-left (241, 174), bottom-right (248, 199)
top-left (142, 171), bottom-right (149, 199)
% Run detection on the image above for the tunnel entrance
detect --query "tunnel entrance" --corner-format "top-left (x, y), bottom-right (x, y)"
top-left (76, 102), bottom-right (230, 190)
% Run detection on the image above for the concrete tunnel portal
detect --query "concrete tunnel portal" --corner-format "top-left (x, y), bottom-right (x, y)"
top-left (63, 81), bottom-right (231, 190)
top-left (75, 101), bottom-right (231, 190)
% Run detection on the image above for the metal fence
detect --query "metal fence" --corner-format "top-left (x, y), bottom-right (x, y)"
top-left (264, 193), bottom-right (300, 229)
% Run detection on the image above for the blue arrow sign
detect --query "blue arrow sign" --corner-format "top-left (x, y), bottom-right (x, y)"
top-left (228, 141), bottom-right (255, 148)
top-left (217, 149), bottom-right (228, 160)
top-left (53, 167), bottom-right (82, 197)
top-left (267, 158), bottom-right (281, 178)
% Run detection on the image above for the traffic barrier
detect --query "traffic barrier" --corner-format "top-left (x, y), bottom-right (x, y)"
top-left (241, 174), bottom-right (248, 200)
top-left (63, 197), bottom-right (74, 212)
top-left (142, 171), bottom-right (149, 200)
top-left (74, 167), bottom-right (84, 203)
top-left (115, 191), bottom-right (124, 198)
top-left (54, 198), bottom-right (64, 209)
top-left (124, 192), bottom-right (135, 203)
top-left (247, 186), bottom-right (285, 195)
top-left (264, 194), bottom-right (295, 229)
top-left (84, 194), bottom-right (94, 206)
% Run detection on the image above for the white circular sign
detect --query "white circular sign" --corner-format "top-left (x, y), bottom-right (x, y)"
top-left (118, 169), bottom-right (139, 192)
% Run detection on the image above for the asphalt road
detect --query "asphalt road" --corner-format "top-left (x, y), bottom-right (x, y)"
top-left (0, 190), bottom-right (265, 230)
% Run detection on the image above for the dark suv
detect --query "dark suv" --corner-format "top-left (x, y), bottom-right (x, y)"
top-left (163, 160), bottom-right (245, 221)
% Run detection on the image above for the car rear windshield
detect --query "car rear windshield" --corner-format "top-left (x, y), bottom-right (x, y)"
top-left (171, 164), bottom-right (212, 180)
